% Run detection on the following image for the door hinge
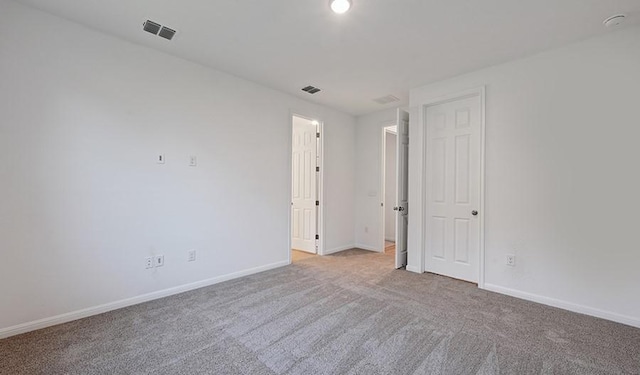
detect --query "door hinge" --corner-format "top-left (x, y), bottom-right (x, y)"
top-left (315, 234), bottom-right (319, 240)
top-left (315, 200), bottom-right (319, 206)
top-left (316, 166), bottom-right (320, 172)
top-left (316, 132), bottom-right (320, 138)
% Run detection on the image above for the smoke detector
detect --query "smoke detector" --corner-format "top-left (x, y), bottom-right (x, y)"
top-left (603, 14), bottom-right (626, 28)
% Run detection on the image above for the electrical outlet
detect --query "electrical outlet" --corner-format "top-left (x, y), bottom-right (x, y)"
top-left (506, 254), bottom-right (516, 267)
top-left (145, 257), bottom-right (154, 269)
top-left (154, 255), bottom-right (164, 267)
top-left (189, 155), bottom-right (197, 167)
top-left (157, 154), bottom-right (165, 164)
top-left (188, 250), bottom-right (196, 262)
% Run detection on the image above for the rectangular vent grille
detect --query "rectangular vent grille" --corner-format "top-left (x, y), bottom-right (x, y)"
top-left (143, 20), bottom-right (161, 35)
top-left (158, 26), bottom-right (176, 40)
top-left (373, 95), bottom-right (400, 105)
top-left (302, 85), bottom-right (321, 94)
top-left (143, 20), bottom-right (177, 41)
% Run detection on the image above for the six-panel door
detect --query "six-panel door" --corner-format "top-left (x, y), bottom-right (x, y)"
top-left (425, 95), bottom-right (481, 282)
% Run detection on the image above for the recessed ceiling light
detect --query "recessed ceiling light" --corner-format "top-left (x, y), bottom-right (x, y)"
top-left (330, 0), bottom-right (352, 14)
top-left (603, 14), bottom-right (626, 28)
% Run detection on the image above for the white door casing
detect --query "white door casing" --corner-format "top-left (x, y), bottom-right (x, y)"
top-left (291, 117), bottom-right (317, 253)
top-left (424, 94), bottom-right (481, 282)
top-left (395, 109), bottom-right (410, 269)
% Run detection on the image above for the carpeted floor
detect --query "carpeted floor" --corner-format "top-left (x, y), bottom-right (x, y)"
top-left (1, 249), bottom-right (639, 374)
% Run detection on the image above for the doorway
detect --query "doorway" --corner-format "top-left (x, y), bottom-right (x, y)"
top-left (290, 114), bottom-right (323, 262)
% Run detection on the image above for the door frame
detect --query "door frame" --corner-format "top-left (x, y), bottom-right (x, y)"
top-left (288, 112), bottom-right (325, 263)
top-left (415, 87), bottom-right (486, 287)
top-left (380, 124), bottom-right (397, 253)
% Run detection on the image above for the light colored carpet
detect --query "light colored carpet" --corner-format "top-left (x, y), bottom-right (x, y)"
top-left (1, 248), bottom-right (639, 374)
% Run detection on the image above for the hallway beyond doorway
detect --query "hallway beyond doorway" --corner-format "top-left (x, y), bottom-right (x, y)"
top-left (291, 249), bottom-right (317, 263)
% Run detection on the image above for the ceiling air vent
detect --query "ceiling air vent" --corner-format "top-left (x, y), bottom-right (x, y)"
top-left (143, 20), bottom-right (177, 40)
top-left (158, 26), bottom-right (176, 40)
top-left (373, 95), bottom-right (400, 105)
top-left (143, 20), bottom-right (161, 35)
top-left (302, 85), bottom-right (322, 94)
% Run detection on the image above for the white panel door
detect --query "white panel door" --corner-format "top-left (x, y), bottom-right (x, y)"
top-left (425, 95), bottom-right (481, 282)
top-left (395, 109), bottom-right (409, 269)
top-left (292, 117), bottom-right (317, 253)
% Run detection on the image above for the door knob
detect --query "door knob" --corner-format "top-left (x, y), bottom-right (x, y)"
top-left (393, 207), bottom-right (399, 211)
top-left (471, 210), bottom-right (478, 216)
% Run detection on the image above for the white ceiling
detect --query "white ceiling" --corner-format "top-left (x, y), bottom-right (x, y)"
top-left (15, 0), bottom-right (640, 115)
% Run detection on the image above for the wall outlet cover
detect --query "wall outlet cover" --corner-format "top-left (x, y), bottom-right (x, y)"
top-left (154, 255), bottom-right (164, 267)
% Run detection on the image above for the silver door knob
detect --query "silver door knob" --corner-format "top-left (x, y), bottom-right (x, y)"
top-left (472, 210), bottom-right (478, 216)
top-left (393, 207), bottom-right (399, 211)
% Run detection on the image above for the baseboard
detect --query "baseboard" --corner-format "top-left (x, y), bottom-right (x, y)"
top-left (0, 260), bottom-right (289, 339)
top-left (384, 237), bottom-right (395, 242)
top-left (406, 265), bottom-right (422, 274)
top-left (323, 244), bottom-right (355, 255)
top-left (483, 283), bottom-right (640, 329)
top-left (355, 243), bottom-right (382, 253)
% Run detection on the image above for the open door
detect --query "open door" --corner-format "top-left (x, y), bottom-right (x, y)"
top-left (291, 116), bottom-right (318, 253)
top-left (395, 109), bottom-right (409, 268)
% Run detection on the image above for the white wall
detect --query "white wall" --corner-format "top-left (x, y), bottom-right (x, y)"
top-left (0, 0), bottom-right (355, 335)
top-left (384, 132), bottom-right (397, 241)
top-left (354, 109), bottom-right (398, 251)
top-left (409, 26), bottom-right (640, 327)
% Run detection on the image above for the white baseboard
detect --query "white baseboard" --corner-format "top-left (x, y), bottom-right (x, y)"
top-left (483, 283), bottom-right (640, 329)
top-left (406, 265), bottom-right (422, 274)
top-left (355, 243), bottom-right (382, 253)
top-left (0, 260), bottom-right (289, 339)
top-left (384, 237), bottom-right (395, 242)
top-left (323, 244), bottom-right (355, 255)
